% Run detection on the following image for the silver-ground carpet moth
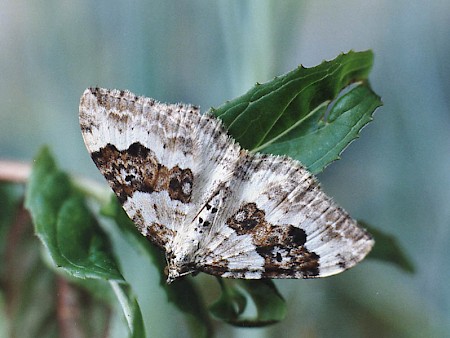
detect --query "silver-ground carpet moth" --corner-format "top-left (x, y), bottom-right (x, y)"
top-left (79, 88), bottom-right (374, 283)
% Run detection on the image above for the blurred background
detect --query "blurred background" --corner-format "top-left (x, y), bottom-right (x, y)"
top-left (1, 1), bottom-right (449, 337)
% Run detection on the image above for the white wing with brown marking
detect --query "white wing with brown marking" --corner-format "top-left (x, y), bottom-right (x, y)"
top-left (79, 87), bottom-right (374, 283)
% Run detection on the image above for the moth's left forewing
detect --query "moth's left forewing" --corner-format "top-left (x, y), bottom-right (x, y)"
top-left (79, 88), bottom-right (200, 249)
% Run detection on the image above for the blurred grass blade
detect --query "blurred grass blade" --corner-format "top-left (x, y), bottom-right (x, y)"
top-left (25, 147), bottom-right (122, 280)
top-left (211, 50), bottom-right (382, 173)
top-left (110, 282), bottom-right (146, 338)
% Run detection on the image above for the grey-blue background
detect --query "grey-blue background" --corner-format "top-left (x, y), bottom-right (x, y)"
top-left (1, 1), bottom-right (449, 337)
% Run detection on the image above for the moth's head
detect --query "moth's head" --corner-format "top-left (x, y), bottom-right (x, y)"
top-left (165, 266), bottom-right (179, 284)
top-left (165, 252), bottom-right (196, 284)
top-left (165, 264), bottom-right (196, 284)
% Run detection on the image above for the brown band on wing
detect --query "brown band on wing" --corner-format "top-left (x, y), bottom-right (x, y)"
top-left (146, 222), bottom-right (176, 248)
top-left (226, 202), bottom-right (320, 278)
top-left (91, 142), bottom-right (193, 204)
top-left (200, 259), bottom-right (231, 276)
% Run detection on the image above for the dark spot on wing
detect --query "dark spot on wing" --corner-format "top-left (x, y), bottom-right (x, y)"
top-left (288, 227), bottom-right (307, 246)
top-left (276, 252), bottom-right (282, 262)
top-left (226, 202), bottom-right (265, 234)
top-left (225, 201), bottom-right (320, 278)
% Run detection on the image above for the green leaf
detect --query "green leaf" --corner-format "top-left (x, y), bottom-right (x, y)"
top-left (25, 147), bottom-right (122, 280)
top-left (209, 279), bottom-right (247, 321)
top-left (102, 197), bottom-right (213, 338)
top-left (361, 221), bottom-right (415, 273)
top-left (261, 84), bottom-right (381, 174)
top-left (0, 187), bottom-right (114, 338)
top-left (211, 50), bottom-right (382, 173)
top-left (24, 147), bottom-right (145, 337)
top-left (210, 279), bottom-right (286, 327)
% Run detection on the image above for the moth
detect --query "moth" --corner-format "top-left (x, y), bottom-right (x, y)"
top-left (79, 88), bottom-right (374, 283)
